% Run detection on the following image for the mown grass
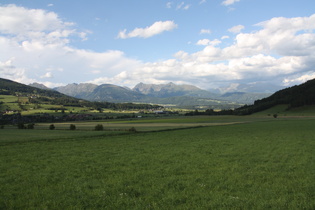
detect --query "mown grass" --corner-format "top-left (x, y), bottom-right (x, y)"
top-left (0, 129), bottom-right (126, 144)
top-left (0, 118), bottom-right (314, 209)
top-left (18, 115), bottom-right (269, 132)
top-left (101, 115), bottom-right (272, 125)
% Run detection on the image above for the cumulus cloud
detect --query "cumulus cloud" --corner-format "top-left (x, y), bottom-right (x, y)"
top-left (121, 14), bottom-right (315, 89)
top-left (196, 39), bottom-right (221, 46)
top-left (0, 4), bottom-right (86, 49)
top-left (1, 4), bottom-right (315, 91)
top-left (0, 5), bottom-right (141, 87)
top-left (222, 0), bottom-right (240, 6)
top-left (117, 21), bottom-right (178, 39)
top-left (40, 72), bottom-right (53, 79)
top-left (200, 29), bottom-right (212, 34)
top-left (228, 25), bottom-right (245, 33)
top-left (0, 5), bottom-right (72, 35)
top-left (0, 59), bottom-right (35, 84)
top-left (283, 72), bottom-right (315, 86)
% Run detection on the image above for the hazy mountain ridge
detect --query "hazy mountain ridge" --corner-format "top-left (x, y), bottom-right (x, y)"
top-left (52, 82), bottom-right (272, 107)
top-left (220, 92), bottom-right (272, 104)
top-left (11, 77), bottom-right (315, 112)
top-left (85, 84), bottom-right (150, 102)
top-left (0, 78), bottom-right (161, 112)
top-left (133, 82), bottom-right (219, 98)
top-left (54, 83), bottom-right (98, 99)
top-left (133, 82), bottom-right (271, 104)
top-left (211, 82), bottom-right (284, 94)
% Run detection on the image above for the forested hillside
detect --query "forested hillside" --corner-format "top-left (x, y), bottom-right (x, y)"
top-left (235, 79), bottom-right (315, 115)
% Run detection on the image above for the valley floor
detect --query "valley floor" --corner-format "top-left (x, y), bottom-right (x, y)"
top-left (0, 116), bottom-right (314, 209)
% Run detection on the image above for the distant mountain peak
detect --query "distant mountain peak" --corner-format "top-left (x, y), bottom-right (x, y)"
top-left (50, 81), bottom-right (274, 107)
top-left (29, 82), bottom-right (50, 90)
top-left (54, 83), bottom-right (98, 98)
top-left (133, 82), bottom-right (216, 98)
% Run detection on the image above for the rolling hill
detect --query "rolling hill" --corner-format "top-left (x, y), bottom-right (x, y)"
top-left (1, 78), bottom-right (71, 99)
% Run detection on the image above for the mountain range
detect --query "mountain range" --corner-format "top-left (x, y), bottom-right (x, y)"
top-left (0, 78), bottom-right (160, 112)
top-left (3, 77), bottom-right (315, 114)
top-left (39, 82), bottom-right (272, 109)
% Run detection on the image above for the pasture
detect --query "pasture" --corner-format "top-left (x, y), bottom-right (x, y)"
top-left (0, 116), bottom-right (314, 209)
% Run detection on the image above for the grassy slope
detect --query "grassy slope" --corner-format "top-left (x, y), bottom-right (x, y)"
top-left (0, 118), bottom-right (314, 209)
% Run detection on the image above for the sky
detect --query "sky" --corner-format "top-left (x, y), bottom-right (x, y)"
top-left (0, 0), bottom-right (315, 92)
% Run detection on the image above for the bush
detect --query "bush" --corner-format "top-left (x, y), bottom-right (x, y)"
top-left (49, 124), bottom-right (55, 130)
top-left (27, 123), bottom-right (34, 129)
top-left (0, 125), bottom-right (4, 129)
top-left (17, 123), bottom-right (26, 129)
top-left (95, 124), bottom-right (103, 131)
top-left (128, 127), bottom-right (137, 132)
top-left (69, 124), bottom-right (76, 130)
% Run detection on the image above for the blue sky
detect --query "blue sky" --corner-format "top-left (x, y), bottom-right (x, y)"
top-left (1, 0), bottom-right (315, 92)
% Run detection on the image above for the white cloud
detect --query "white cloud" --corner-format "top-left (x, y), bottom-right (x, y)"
top-left (0, 5), bottom-right (141, 87)
top-left (117, 21), bottom-right (178, 39)
top-left (221, 35), bottom-right (230, 39)
top-left (40, 72), bottom-right (53, 78)
top-left (0, 59), bottom-right (35, 84)
top-left (1, 5), bottom-right (315, 91)
top-left (166, 1), bottom-right (190, 10)
top-left (283, 72), bottom-right (315, 86)
top-left (183, 5), bottom-right (191, 10)
top-left (222, 0), bottom-right (240, 6)
top-left (138, 14), bottom-right (315, 88)
top-left (176, 2), bottom-right (191, 10)
top-left (0, 4), bottom-right (85, 47)
top-left (225, 15), bottom-right (315, 58)
top-left (177, 2), bottom-right (184, 10)
top-left (199, 0), bottom-right (207, 4)
top-left (228, 25), bottom-right (245, 33)
top-left (196, 39), bottom-right (221, 46)
top-left (196, 39), bottom-right (211, 46)
top-left (0, 5), bottom-right (72, 35)
top-left (166, 2), bottom-right (172, 9)
top-left (200, 29), bottom-right (212, 34)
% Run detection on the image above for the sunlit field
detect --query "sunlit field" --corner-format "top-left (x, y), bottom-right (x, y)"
top-left (0, 116), bottom-right (314, 209)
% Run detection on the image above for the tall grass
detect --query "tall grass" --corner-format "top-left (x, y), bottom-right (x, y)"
top-left (0, 119), bottom-right (314, 209)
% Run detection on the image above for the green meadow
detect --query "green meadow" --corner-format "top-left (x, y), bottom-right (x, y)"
top-left (0, 116), bottom-right (314, 209)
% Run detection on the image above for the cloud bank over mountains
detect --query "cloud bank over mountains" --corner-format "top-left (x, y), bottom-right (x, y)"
top-left (0, 4), bottom-right (315, 91)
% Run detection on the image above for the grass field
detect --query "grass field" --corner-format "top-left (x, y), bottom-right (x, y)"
top-left (0, 116), bottom-right (314, 209)
top-left (253, 104), bottom-right (315, 117)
